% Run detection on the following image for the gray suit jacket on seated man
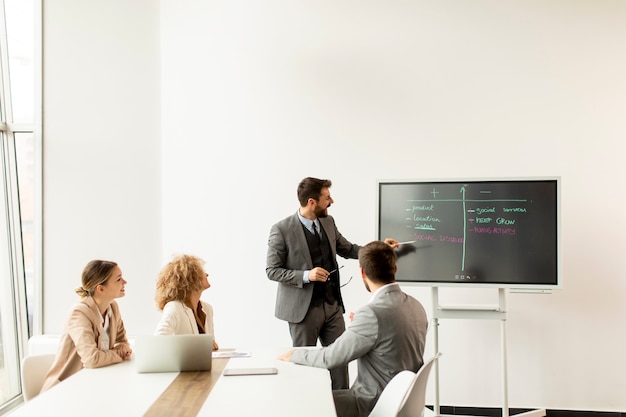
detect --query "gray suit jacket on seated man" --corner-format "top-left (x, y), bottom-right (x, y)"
top-left (279, 241), bottom-right (428, 417)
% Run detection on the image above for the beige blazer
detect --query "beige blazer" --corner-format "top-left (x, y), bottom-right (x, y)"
top-left (40, 297), bottom-right (130, 393)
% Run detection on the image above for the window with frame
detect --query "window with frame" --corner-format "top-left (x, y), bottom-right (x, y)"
top-left (0, 0), bottom-right (40, 413)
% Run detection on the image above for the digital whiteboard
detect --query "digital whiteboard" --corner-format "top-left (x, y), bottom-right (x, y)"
top-left (377, 178), bottom-right (560, 288)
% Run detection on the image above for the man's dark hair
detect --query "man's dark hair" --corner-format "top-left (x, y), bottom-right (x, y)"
top-left (358, 241), bottom-right (397, 284)
top-left (297, 177), bottom-right (332, 207)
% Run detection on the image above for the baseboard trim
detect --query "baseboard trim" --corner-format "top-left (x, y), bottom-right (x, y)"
top-left (427, 405), bottom-right (625, 417)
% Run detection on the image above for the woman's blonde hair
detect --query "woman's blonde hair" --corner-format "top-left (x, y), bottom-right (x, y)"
top-left (75, 260), bottom-right (118, 298)
top-left (155, 254), bottom-right (206, 310)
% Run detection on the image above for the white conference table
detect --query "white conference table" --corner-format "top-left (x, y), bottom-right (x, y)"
top-left (9, 348), bottom-right (336, 417)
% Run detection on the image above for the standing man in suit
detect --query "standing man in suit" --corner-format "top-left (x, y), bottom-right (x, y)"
top-left (266, 177), bottom-right (398, 390)
top-left (278, 240), bottom-right (428, 417)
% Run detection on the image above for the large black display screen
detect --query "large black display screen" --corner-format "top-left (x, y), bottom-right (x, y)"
top-left (378, 179), bottom-right (560, 288)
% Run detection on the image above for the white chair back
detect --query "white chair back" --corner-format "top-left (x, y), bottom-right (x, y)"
top-left (369, 370), bottom-right (417, 417)
top-left (398, 353), bottom-right (441, 417)
top-left (20, 353), bottom-right (55, 401)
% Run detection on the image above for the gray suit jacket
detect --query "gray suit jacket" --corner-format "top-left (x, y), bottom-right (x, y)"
top-left (266, 212), bottom-right (360, 323)
top-left (290, 284), bottom-right (428, 417)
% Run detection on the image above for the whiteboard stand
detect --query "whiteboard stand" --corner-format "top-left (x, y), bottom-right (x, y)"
top-left (430, 287), bottom-right (546, 417)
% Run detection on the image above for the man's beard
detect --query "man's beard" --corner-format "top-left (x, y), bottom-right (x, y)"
top-left (314, 206), bottom-right (328, 218)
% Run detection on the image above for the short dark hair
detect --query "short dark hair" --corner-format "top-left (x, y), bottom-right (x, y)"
top-left (358, 241), bottom-right (397, 284)
top-left (297, 177), bottom-right (332, 207)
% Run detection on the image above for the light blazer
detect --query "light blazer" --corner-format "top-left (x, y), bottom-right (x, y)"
top-left (154, 300), bottom-right (215, 336)
top-left (290, 284), bottom-right (428, 417)
top-left (266, 212), bottom-right (360, 323)
top-left (41, 297), bottom-right (130, 393)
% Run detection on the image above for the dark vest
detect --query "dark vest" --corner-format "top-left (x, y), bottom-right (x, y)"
top-left (303, 223), bottom-right (339, 306)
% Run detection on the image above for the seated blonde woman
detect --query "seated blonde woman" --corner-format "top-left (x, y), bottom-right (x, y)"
top-left (154, 254), bottom-right (219, 350)
top-left (41, 260), bottom-right (132, 393)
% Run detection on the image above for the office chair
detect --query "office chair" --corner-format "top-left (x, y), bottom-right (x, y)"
top-left (398, 352), bottom-right (441, 417)
top-left (369, 352), bottom-right (442, 417)
top-left (20, 353), bottom-right (55, 401)
top-left (369, 370), bottom-right (417, 417)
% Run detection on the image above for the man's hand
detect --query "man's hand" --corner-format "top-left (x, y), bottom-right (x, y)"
top-left (309, 267), bottom-right (330, 282)
top-left (383, 238), bottom-right (400, 249)
top-left (278, 349), bottom-right (295, 362)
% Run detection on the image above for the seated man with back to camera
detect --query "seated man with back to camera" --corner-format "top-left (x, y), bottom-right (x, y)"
top-left (279, 240), bottom-right (428, 417)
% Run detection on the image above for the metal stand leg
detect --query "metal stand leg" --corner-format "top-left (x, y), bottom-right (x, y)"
top-left (430, 287), bottom-right (545, 417)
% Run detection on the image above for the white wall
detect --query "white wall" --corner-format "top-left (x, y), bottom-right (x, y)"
top-left (43, 0), bottom-right (625, 413)
top-left (42, 0), bottom-right (162, 334)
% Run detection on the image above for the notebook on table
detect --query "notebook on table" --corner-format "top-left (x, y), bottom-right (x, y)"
top-left (134, 334), bottom-right (213, 373)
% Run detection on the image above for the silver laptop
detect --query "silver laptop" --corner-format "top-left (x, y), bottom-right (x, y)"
top-left (134, 334), bottom-right (213, 373)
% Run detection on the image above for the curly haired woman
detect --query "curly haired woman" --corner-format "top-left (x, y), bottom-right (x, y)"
top-left (154, 254), bottom-right (219, 350)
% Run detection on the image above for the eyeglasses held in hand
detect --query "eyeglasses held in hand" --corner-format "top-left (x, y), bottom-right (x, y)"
top-left (340, 276), bottom-right (353, 288)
